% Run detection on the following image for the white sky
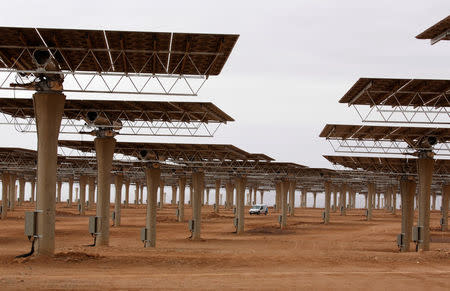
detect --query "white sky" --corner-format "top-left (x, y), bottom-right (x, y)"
top-left (1, 0), bottom-right (450, 170)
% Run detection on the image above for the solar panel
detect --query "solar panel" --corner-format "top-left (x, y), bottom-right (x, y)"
top-left (416, 15), bottom-right (450, 44)
top-left (340, 78), bottom-right (450, 107)
top-left (0, 97), bottom-right (233, 136)
top-left (0, 27), bottom-right (238, 75)
top-left (0, 27), bottom-right (239, 95)
top-left (320, 124), bottom-right (450, 156)
top-left (324, 155), bottom-right (450, 176)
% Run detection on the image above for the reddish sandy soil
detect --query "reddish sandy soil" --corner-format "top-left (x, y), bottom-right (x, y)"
top-left (1, 203), bottom-right (449, 290)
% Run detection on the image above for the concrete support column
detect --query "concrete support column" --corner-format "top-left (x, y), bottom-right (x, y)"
top-left (400, 177), bottom-right (416, 252)
top-left (252, 187), bottom-right (257, 205)
top-left (288, 181), bottom-right (296, 216)
top-left (275, 182), bottom-right (281, 212)
top-left (159, 180), bottom-right (164, 209)
top-left (33, 91), bottom-right (66, 256)
top-left (280, 180), bottom-right (289, 229)
top-left (206, 188), bottom-right (210, 205)
top-left (367, 182), bottom-right (375, 221)
top-left (178, 177), bottom-right (186, 222)
top-left (349, 190), bottom-right (354, 209)
top-left (135, 182), bottom-right (140, 205)
top-left (431, 191), bottom-right (436, 211)
top-left (140, 184), bottom-right (144, 204)
top-left (417, 155), bottom-right (433, 251)
top-left (392, 186), bottom-right (397, 215)
top-left (225, 182), bottom-right (231, 209)
top-left (1, 173), bottom-right (9, 219)
top-left (191, 171), bottom-right (204, 240)
top-left (114, 174), bottom-right (123, 226)
top-left (68, 178), bottom-right (73, 207)
top-left (364, 193), bottom-right (368, 209)
top-left (302, 189), bottom-right (308, 208)
top-left (8, 174), bottom-right (16, 210)
top-left (235, 176), bottom-right (246, 235)
top-left (313, 192), bottom-right (317, 208)
top-left (56, 180), bottom-right (62, 204)
top-left (144, 167), bottom-right (160, 247)
top-left (18, 178), bottom-right (25, 206)
top-left (31, 179), bottom-right (36, 203)
top-left (324, 181), bottom-right (331, 224)
top-left (332, 186), bottom-right (338, 212)
top-left (124, 181), bottom-right (130, 207)
top-left (260, 190), bottom-right (264, 204)
top-left (441, 184), bottom-right (449, 232)
top-left (340, 184), bottom-right (347, 216)
top-left (94, 136), bottom-right (116, 246)
top-left (384, 189), bottom-right (390, 211)
top-left (79, 177), bottom-right (87, 215)
top-left (171, 185), bottom-right (177, 205)
top-left (88, 177), bottom-right (95, 210)
top-left (188, 184), bottom-right (193, 206)
top-left (215, 180), bottom-right (220, 213)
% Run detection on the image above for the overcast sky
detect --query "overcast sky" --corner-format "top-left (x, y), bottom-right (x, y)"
top-left (1, 0), bottom-right (449, 169)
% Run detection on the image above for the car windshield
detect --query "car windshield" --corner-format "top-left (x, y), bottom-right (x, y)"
top-left (251, 206), bottom-right (260, 210)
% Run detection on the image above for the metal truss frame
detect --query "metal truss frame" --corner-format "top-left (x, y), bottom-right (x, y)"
top-left (0, 45), bottom-right (222, 96)
top-left (0, 153), bottom-right (36, 172)
top-left (350, 89), bottom-right (450, 125)
top-left (0, 108), bottom-right (223, 137)
top-left (326, 138), bottom-right (450, 157)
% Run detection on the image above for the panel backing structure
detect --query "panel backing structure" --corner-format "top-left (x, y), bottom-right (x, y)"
top-left (416, 15), bottom-right (450, 45)
top-left (0, 98), bottom-right (233, 137)
top-left (0, 27), bottom-right (239, 97)
top-left (340, 78), bottom-right (450, 125)
top-left (320, 124), bottom-right (450, 157)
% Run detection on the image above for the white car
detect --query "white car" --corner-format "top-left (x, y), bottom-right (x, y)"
top-left (249, 204), bottom-right (268, 215)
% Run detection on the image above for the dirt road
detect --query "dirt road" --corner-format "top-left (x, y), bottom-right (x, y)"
top-left (1, 203), bottom-right (449, 290)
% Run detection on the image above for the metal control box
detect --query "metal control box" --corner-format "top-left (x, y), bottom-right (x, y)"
top-left (88, 216), bottom-right (99, 235)
top-left (111, 211), bottom-right (116, 221)
top-left (322, 211), bottom-right (326, 221)
top-left (140, 227), bottom-right (148, 242)
top-left (412, 226), bottom-right (423, 242)
top-left (397, 233), bottom-right (404, 248)
top-left (24, 211), bottom-right (38, 237)
top-left (188, 219), bottom-right (195, 231)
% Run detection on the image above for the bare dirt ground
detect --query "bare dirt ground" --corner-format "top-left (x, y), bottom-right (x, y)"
top-left (1, 203), bottom-right (449, 290)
